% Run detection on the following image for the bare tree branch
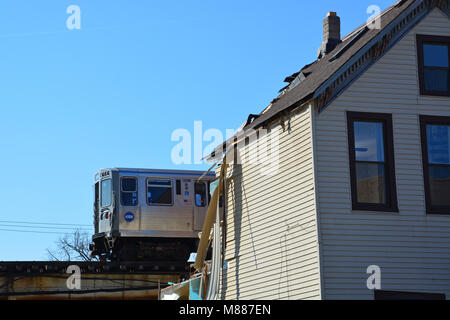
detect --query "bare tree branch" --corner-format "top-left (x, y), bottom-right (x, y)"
top-left (47, 229), bottom-right (97, 262)
top-left (46, 248), bottom-right (60, 262)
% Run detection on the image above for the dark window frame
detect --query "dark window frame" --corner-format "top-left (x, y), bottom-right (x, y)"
top-left (176, 180), bottom-right (181, 195)
top-left (416, 34), bottom-right (450, 97)
top-left (194, 181), bottom-right (207, 208)
top-left (120, 176), bottom-right (138, 207)
top-left (419, 115), bottom-right (450, 215)
top-left (146, 178), bottom-right (174, 206)
top-left (347, 112), bottom-right (399, 212)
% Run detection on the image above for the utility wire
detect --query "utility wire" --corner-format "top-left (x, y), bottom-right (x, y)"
top-left (0, 224), bottom-right (91, 231)
top-left (0, 228), bottom-right (84, 235)
top-left (0, 220), bottom-right (92, 227)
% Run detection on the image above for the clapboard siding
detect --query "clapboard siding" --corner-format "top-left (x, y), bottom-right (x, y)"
top-left (220, 103), bottom-right (322, 300)
top-left (315, 8), bottom-right (450, 300)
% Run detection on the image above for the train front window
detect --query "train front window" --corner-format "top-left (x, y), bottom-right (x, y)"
top-left (101, 179), bottom-right (112, 207)
top-left (195, 182), bottom-right (207, 207)
top-left (121, 177), bottom-right (138, 206)
top-left (147, 179), bottom-right (173, 205)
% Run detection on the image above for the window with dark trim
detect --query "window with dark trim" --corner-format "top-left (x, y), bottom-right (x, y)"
top-left (417, 34), bottom-right (450, 96)
top-left (347, 112), bottom-right (398, 212)
top-left (195, 182), bottom-right (207, 207)
top-left (176, 180), bottom-right (181, 195)
top-left (147, 179), bottom-right (173, 205)
top-left (121, 177), bottom-right (138, 206)
top-left (420, 115), bottom-right (450, 215)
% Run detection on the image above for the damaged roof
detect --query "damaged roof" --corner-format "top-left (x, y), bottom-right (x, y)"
top-left (244, 0), bottom-right (419, 130)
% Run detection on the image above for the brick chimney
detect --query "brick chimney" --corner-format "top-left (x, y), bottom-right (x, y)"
top-left (318, 12), bottom-right (342, 59)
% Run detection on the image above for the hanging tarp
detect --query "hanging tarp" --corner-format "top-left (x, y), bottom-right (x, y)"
top-left (194, 157), bottom-right (228, 271)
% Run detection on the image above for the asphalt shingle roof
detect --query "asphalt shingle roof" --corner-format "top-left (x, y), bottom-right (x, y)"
top-left (245, 0), bottom-right (417, 130)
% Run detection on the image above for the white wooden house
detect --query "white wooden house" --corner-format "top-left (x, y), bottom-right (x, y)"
top-left (206, 0), bottom-right (450, 300)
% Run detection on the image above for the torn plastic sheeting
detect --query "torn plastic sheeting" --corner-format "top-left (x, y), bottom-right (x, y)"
top-left (194, 157), bottom-right (228, 271)
top-left (160, 281), bottom-right (189, 300)
top-left (160, 275), bottom-right (207, 300)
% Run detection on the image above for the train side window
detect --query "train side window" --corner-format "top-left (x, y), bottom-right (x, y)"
top-left (147, 179), bottom-right (173, 205)
top-left (195, 182), bottom-right (207, 207)
top-left (176, 180), bottom-right (181, 195)
top-left (121, 177), bottom-right (138, 206)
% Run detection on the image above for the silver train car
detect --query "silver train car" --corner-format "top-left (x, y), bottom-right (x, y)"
top-left (89, 168), bottom-right (216, 262)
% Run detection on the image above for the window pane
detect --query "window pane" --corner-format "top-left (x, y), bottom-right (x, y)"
top-left (122, 192), bottom-right (137, 206)
top-left (148, 187), bottom-right (172, 204)
top-left (176, 180), bottom-right (181, 195)
top-left (147, 180), bottom-right (172, 205)
top-left (101, 179), bottom-right (112, 207)
top-left (429, 166), bottom-right (450, 207)
top-left (148, 180), bottom-right (172, 186)
top-left (195, 182), bottom-right (207, 207)
top-left (427, 125), bottom-right (450, 165)
top-left (122, 178), bottom-right (137, 192)
top-left (354, 121), bottom-right (385, 162)
top-left (356, 163), bottom-right (386, 204)
top-left (424, 69), bottom-right (448, 92)
top-left (423, 44), bottom-right (448, 68)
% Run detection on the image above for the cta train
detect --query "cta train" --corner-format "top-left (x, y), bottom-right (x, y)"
top-left (89, 168), bottom-right (216, 262)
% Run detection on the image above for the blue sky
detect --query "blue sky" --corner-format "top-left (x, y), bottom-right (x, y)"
top-left (0, 0), bottom-right (393, 260)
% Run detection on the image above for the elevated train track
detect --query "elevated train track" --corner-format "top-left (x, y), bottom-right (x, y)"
top-left (0, 168), bottom-right (214, 300)
top-left (0, 261), bottom-right (189, 300)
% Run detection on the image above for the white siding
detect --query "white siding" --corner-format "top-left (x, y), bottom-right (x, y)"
top-left (314, 8), bottom-right (450, 299)
top-left (220, 103), bottom-right (322, 300)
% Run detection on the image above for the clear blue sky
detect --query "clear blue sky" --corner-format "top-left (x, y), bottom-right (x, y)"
top-left (0, 0), bottom-right (393, 260)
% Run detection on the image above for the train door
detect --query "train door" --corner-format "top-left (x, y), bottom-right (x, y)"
top-left (193, 181), bottom-right (208, 230)
top-left (118, 176), bottom-right (139, 231)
